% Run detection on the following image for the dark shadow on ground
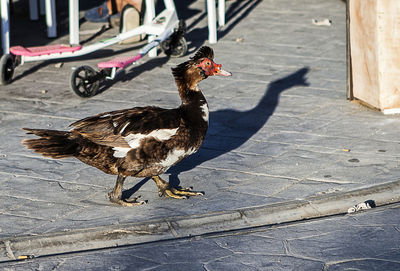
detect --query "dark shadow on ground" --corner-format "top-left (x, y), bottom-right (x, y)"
top-left (9, 0), bottom-right (105, 48)
top-left (121, 68), bottom-right (309, 198)
top-left (95, 55), bottom-right (171, 96)
top-left (167, 67), bottom-right (310, 186)
top-left (180, 0), bottom-right (262, 53)
top-left (8, 0), bottom-right (259, 87)
top-left (10, 43), bottom-right (147, 84)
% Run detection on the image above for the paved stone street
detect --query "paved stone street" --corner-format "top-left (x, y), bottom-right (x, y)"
top-left (2, 203), bottom-right (400, 270)
top-left (1, 0), bottom-right (400, 269)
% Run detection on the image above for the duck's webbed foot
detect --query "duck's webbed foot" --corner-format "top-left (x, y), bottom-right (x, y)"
top-left (108, 194), bottom-right (147, 206)
top-left (152, 176), bottom-right (204, 199)
top-left (108, 175), bottom-right (147, 206)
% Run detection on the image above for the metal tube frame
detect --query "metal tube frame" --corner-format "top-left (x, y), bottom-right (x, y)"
top-left (14, 0), bottom-right (178, 64)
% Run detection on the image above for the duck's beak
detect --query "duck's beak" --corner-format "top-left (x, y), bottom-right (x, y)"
top-left (215, 64), bottom-right (232, 76)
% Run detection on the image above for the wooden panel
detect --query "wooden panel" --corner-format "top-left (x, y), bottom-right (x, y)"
top-left (378, 0), bottom-right (400, 111)
top-left (349, 0), bottom-right (379, 109)
top-left (349, 0), bottom-right (400, 113)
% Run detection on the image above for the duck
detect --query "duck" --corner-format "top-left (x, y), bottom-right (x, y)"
top-left (22, 46), bottom-right (231, 206)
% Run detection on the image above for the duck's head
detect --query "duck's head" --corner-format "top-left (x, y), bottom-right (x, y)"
top-left (172, 46), bottom-right (231, 90)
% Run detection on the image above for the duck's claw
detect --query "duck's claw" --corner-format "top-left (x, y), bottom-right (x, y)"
top-left (152, 176), bottom-right (204, 199)
top-left (108, 193), bottom-right (147, 206)
top-left (160, 186), bottom-right (204, 199)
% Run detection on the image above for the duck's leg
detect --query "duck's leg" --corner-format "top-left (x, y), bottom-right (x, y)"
top-left (108, 175), bottom-right (146, 206)
top-left (152, 175), bottom-right (204, 199)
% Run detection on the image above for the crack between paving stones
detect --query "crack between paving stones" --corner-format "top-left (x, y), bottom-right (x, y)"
top-left (51, 258), bottom-right (66, 271)
top-left (324, 257), bottom-right (400, 270)
top-left (24, 205), bottom-right (89, 236)
top-left (0, 110), bottom-right (78, 121)
top-left (3, 241), bottom-right (16, 260)
top-left (0, 211), bottom-right (47, 221)
top-left (128, 255), bottom-right (161, 269)
top-left (13, 153), bottom-right (81, 164)
top-left (350, 223), bottom-right (397, 228)
top-left (307, 201), bottom-right (323, 217)
top-left (0, 194), bottom-right (89, 208)
top-left (269, 178), bottom-right (304, 198)
top-left (286, 231), bottom-right (334, 242)
top-left (298, 103), bottom-right (329, 118)
top-left (231, 50), bottom-right (346, 62)
top-left (166, 221), bottom-right (180, 238)
top-left (4, 97), bottom-right (69, 105)
top-left (142, 265), bottom-right (164, 271)
top-left (226, 189), bottom-right (284, 200)
top-left (305, 177), bottom-right (357, 184)
top-left (283, 239), bottom-right (291, 255)
top-left (274, 247), bottom-right (326, 266)
top-left (197, 165), bottom-right (301, 181)
top-left (0, 171), bottom-right (108, 189)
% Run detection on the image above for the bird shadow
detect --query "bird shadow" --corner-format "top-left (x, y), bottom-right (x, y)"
top-left (118, 68), bottom-right (309, 198)
top-left (167, 67), bottom-right (310, 187)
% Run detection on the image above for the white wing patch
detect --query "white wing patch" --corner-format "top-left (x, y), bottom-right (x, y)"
top-left (112, 128), bottom-right (179, 158)
top-left (160, 147), bottom-right (197, 168)
top-left (119, 122), bottom-right (130, 134)
top-left (112, 147), bottom-right (131, 158)
top-left (200, 103), bottom-right (209, 123)
top-left (124, 128), bottom-right (179, 148)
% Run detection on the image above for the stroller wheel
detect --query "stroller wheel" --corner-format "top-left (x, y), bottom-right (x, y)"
top-left (70, 65), bottom-right (100, 98)
top-left (0, 54), bottom-right (15, 85)
top-left (162, 36), bottom-right (187, 58)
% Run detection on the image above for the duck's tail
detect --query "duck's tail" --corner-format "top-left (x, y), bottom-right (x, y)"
top-left (22, 128), bottom-right (79, 159)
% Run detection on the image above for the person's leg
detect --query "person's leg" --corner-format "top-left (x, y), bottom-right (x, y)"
top-left (119, 0), bottom-right (144, 44)
top-left (115, 0), bottom-right (142, 13)
top-left (85, 0), bottom-right (113, 22)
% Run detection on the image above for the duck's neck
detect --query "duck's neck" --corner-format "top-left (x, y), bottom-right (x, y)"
top-left (179, 84), bottom-right (209, 126)
top-left (178, 84), bottom-right (207, 105)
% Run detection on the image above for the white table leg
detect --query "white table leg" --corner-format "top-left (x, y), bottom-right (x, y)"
top-left (40, 0), bottom-right (45, 15)
top-left (1, 0), bottom-right (10, 54)
top-left (207, 0), bottom-right (217, 44)
top-left (45, 0), bottom-right (57, 38)
top-left (29, 0), bottom-right (39, 21)
top-left (69, 0), bottom-right (79, 45)
top-left (146, 0), bottom-right (157, 57)
top-left (218, 0), bottom-right (225, 27)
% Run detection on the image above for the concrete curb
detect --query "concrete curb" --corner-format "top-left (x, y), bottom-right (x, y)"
top-left (1, 179), bottom-right (400, 262)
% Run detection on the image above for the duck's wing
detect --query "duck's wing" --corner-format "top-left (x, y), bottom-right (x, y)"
top-left (70, 106), bottom-right (181, 148)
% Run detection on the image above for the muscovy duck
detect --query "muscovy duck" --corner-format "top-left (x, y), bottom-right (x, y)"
top-left (22, 46), bottom-right (231, 206)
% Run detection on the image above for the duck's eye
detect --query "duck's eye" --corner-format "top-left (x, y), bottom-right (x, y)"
top-left (205, 61), bottom-right (211, 66)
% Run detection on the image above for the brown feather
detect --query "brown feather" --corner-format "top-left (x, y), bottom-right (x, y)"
top-left (22, 46), bottom-right (219, 180)
top-left (191, 46), bottom-right (214, 61)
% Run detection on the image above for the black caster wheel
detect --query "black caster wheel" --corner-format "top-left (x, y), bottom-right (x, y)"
top-left (0, 54), bottom-right (15, 85)
top-left (162, 20), bottom-right (187, 58)
top-left (162, 36), bottom-right (188, 58)
top-left (70, 65), bottom-right (100, 98)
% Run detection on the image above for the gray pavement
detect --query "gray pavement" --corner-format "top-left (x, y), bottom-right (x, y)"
top-left (2, 203), bottom-right (400, 271)
top-left (1, 0), bottom-right (400, 269)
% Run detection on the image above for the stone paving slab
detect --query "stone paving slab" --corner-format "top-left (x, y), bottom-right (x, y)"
top-left (1, 193), bottom-right (400, 269)
top-left (1, 0), bottom-right (400, 261)
top-left (0, 181), bottom-right (400, 262)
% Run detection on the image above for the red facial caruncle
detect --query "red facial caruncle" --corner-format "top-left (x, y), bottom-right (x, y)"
top-left (197, 58), bottom-right (232, 76)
